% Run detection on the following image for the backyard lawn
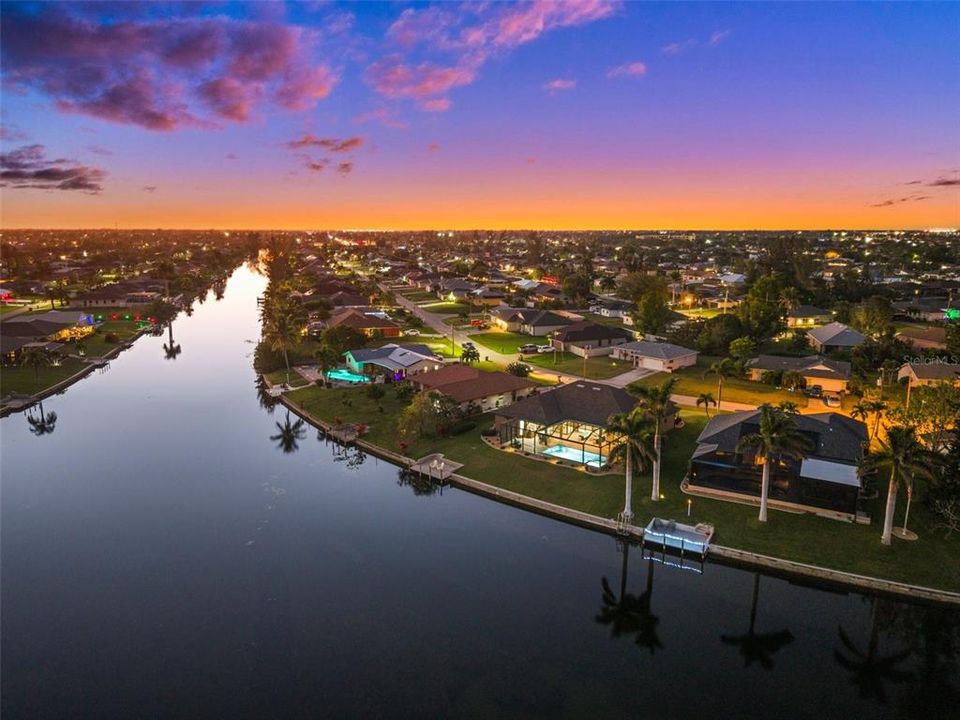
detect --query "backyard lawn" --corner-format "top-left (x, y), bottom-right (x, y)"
top-left (280, 388), bottom-right (960, 591)
top-left (264, 369), bottom-right (310, 387)
top-left (400, 291), bottom-right (437, 302)
top-left (468, 331), bottom-right (547, 354)
top-left (421, 301), bottom-right (470, 315)
top-left (524, 351), bottom-right (630, 380)
top-left (1, 358), bottom-right (90, 397)
top-left (631, 355), bottom-right (810, 407)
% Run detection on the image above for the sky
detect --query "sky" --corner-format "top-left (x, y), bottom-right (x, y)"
top-left (1, 0), bottom-right (958, 231)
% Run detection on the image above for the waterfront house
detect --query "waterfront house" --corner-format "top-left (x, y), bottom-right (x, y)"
top-left (786, 305), bottom-right (833, 328)
top-left (344, 343), bottom-right (443, 379)
top-left (687, 410), bottom-right (868, 516)
top-left (611, 341), bottom-right (698, 372)
top-left (807, 322), bottom-right (866, 353)
top-left (327, 308), bottom-right (402, 338)
top-left (410, 365), bottom-right (536, 413)
top-left (551, 321), bottom-right (633, 357)
top-left (746, 355), bottom-right (852, 394)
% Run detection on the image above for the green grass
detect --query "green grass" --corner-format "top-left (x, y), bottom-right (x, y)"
top-left (678, 308), bottom-right (727, 319)
top-left (421, 301), bottom-right (470, 315)
top-left (0, 304), bottom-right (24, 315)
top-left (284, 389), bottom-right (960, 591)
top-left (264, 369), bottom-right (310, 387)
top-left (581, 313), bottom-right (629, 327)
top-left (524, 351), bottom-right (630, 380)
top-left (1, 358), bottom-right (90, 396)
top-left (631, 356), bottom-right (810, 407)
top-left (468, 331), bottom-right (546, 354)
top-left (401, 291), bottom-right (437, 302)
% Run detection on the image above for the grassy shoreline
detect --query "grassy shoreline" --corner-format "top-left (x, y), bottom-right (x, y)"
top-left (284, 384), bottom-right (960, 593)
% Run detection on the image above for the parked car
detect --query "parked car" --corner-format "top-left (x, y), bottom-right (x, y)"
top-left (536, 345), bottom-right (554, 353)
top-left (804, 385), bottom-right (823, 398)
top-left (462, 341), bottom-right (475, 348)
top-left (404, 329), bottom-right (420, 336)
top-left (518, 344), bottom-right (540, 354)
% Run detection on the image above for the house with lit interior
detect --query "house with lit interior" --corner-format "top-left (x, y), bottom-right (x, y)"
top-left (344, 343), bottom-right (443, 379)
top-left (746, 355), bottom-right (852, 394)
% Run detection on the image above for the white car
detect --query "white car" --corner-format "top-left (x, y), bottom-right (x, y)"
top-left (537, 345), bottom-right (554, 353)
top-left (404, 329), bottom-right (421, 336)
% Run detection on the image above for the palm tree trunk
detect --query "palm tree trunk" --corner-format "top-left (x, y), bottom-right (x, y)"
top-left (651, 424), bottom-right (661, 502)
top-left (759, 460), bottom-right (770, 522)
top-left (283, 347), bottom-right (291, 386)
top-left (872, 411), bottom-right (882, 441)
top-left (623, 449), bottom-right (633, 521)
top-left (717, 377), bottom-right (724, 410)
top-left (620, 543), bottom-right (630, 600)
top-left (749, 573), bottom-right (760, 633)
top-left (902, 485), bottom-right (913, 533)
top-left (881, 469), bottom-right (898, 546)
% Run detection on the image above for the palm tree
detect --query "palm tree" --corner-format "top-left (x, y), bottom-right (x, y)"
top-left (631, 376), bottom-right (679, 502)
top-left (865, 399), bottom-right (887, 441)
top-left (26, 400), bottom-right (58, 437)
top-left (270, 410), bottom-right (306, 453)
top-left (74, 338), bottom-right (87, 357)
top-left (777, 400), bottom-right (799, 414)
top-left (834, 599), bottom-right (913, 703)
top-left (851, 400), bottom-right (870, 424)
top-left (696, 392), bottom-right (717, 418)
top-left (314, 344), bottom-right (341, 387)
top-left (460, 345), bottom-right (481, 365)
top-left (703, 358), bottom-right (740, 410)
top-left (861, 425), bottom-right (941, 545)
top-left (781, 370), bottom-right (805, 392)
top-left (735, 404), bottom-right (815, 522)
top-left (262, 294), bottom-right (307, 386)
top-left (607, 409), bottom-right (656, 522)
top-left (721, 573), bottom-right (794, 669)
top-left (19, 345), bottom-right (58, 382)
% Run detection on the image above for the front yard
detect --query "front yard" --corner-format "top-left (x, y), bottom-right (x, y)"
top-left (281, 386), bottom-right (960, 591)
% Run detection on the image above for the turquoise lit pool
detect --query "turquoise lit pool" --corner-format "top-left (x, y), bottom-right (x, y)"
top-left (327, 368), bottom-right (369, 384)
top-left (542, 445), bottom-right (605, 468)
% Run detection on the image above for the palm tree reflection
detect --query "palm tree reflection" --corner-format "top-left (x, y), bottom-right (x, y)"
top-left (834, 598), bottom-right (913, 704)
top-left (26, 400), bottom-right (58, 437)
top-left (595, 541), bottom-right (662, 654)
top-left (163, 321), bottom-right (181, 360)
top-left (270, 410), bottom-right (306, 454)
top-left (721, 573), bottom-right (794, 669)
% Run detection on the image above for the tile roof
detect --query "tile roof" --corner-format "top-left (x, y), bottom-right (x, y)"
top-left (495, 381), bottom-right (640, 427)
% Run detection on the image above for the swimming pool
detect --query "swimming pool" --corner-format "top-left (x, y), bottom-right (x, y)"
top-left (542, 445), bottom-right (606, 468)
top-left (327, 368), bottom-right (369, 384)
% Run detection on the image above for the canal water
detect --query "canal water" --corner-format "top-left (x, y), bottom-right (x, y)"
top-left (2, 265), bottom-right (956, 719)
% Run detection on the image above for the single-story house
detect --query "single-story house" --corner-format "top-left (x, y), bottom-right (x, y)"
top-left (611, 341), bottom-right (698, 372)
top-left (687, 410), bottom-right (869, 517)
top-left (327, 309), bottom-right (402, 338)
top-left (410, 365), bottom-right (536, 413)
top-left (345, 343), bottom-right (444, 379)
top-left (551, 321), bottom-right (633, 357)
top-left (494, 381), bottom-right (677, 469)
top-left (591, 299), bottom-right (633, 319)
top-left (490, 307), bottom-right (572, 336)
top-left (746, 355), bottom-right (852, 394)
top-left (897, 362), bottom-right (960, 388)
top-left (787, 305), bottom-right (833, 328)
top-left (807, 322), bottom-right (866, 353)
top-left (892, 297), bottom-right (960, 323)
top-left (895, 326), bottom-right (947, 351)
top-left (470, 287), bottom-right (507, 307)
top-left (328, 291), bottom-right (370, 308)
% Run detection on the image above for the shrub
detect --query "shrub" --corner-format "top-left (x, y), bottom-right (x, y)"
top-left (366, 384), bottom-right (385, 400)
top-left (449, 420), bottom-right (476, 436)
top-left (507, 361), bottom-right (531, 377)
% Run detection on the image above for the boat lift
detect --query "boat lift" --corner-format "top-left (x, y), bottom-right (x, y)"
top-left (640, 518), bottom-right (714, 574)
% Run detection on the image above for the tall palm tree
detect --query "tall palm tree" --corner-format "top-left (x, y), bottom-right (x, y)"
top-left (163, 320), bottom-right (181, 360)
top-left (262, 294), bottom-right (307, 386)
top-left (703, 357), bottom-right (740, 410)
top-left (26, 400), bottom-right (58, 437)
top-left (834, 599), bottom-right (913, 703)
top-left (696, 392), bottom-right (717, 418)
top-left (851, 400), bottom-right (870, 424)
top-left (270, 410), bottom-right (306, 454)
top-left (865, 399), bottom-right (887, 441)
top-left (631, 376), bottom-right (679, 502)
top-left (735, 404), bottom-right (815, 522)
top-left (861, 425), bottom-right (941, 545)
top-left (721, 574), bottom-right (794, 669)
top-left (607, 409), bottom-right (656, 522)
top-left (19, 345), bottom-right (58, 382)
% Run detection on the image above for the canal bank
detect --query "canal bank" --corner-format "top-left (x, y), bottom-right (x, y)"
top-left (278, 395), bottom-right (960, 607)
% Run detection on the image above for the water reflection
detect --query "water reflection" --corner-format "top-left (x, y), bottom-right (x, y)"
top-left (25, 399), bottom-right (58, 437)
top-left (163, 321), bottom-right (182, 361)
top-left (595, 540), bottom-right (662, 654)
top-left (255, 375), bottom-right (280, 413)
top-left (720, 573), bottom-right (795, 669)
top-left (835, 598), bottom-right (913, 703)
top-left (270, 410), bottom-right (306, 453)
top-left (396, 467), bottom-right (442, 497)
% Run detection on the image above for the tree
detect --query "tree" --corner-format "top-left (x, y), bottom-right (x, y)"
top-left (270, 410), bottom-right (306, 454)
top-left (777, 401), bottom-right (800, 414)
top-left (861, 425), bottom-right (942, 545)
top-left (696, 392), bottom-right (717, 417)
top-left (721, 574), bottom-right (794, 669)
top-left (607, 409), bottom-right (656, 522)
top-left (729, 336), bottom-right (756, 362)
top-left (631, 376), bottom-right (679, 501)
top-left (321, 324), bottom-right (366, 358)
top-left (850, 296), bottom-right (894, 339)
top-left (781, 370), bottom-right (805, 392)
top-left (19, 345), bottom-right (58, 382)
top-left (738, 274), bottom-right (785, 340)
top-left (865, 399), bottom-right (887, 441)
top-left (735, 404), bottom-right (814, 522)
top-left (460, 345), bottom-right (480, 365)
top-left (313, 344), bottom-right (341, 387)
top-left (398, 391), bottom-right (459, 442)
top-left (26, 400), bottom-right (58, 437)
top-left (703, 357), bottom-right (741, 409)
top-left (262, 294), bottom-right (307, 385)
top-left (506, 361), bottom-right (531, 377)
top-left (695, 313), bottom-right (744, 354)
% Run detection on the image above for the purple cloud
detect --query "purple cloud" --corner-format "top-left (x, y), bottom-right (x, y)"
top-left (0, 144), bottom-right (106, 193)
top-left (544, 78), bottom-right (576, 94)
top-left (607, 61), bottom-right (647, 78)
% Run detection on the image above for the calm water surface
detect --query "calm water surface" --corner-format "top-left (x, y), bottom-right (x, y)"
top-left (2, 266), bottom-right (956, 719)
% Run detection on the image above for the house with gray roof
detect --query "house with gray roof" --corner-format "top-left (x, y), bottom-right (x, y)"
top-left (611, 341), bottom-right (698, 372)
top-left (345, 343), bottom-right (443, 379)
top-left (786, 305), bottom-right (832, 328)
top-left (747, 355), bottom-right (852, 394)
top-left (806, 322), bottom-right (866, 353)
top-left (687, 410), bottom-right (868, 517)
top-left (897, 361), bottom-right (960, 387)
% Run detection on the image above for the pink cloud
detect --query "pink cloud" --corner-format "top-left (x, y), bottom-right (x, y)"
top-left (607, 61), bottom-right (647, 78)
top-left (709, 29), bottom-right (732, 47)
top-left (355, 108), bottom-right (409, 129)
top-left (366, 57), bottom-right (475, 100)
top-left (662, 39), bottom-right (696, 55)
top-left (0, 5), bottom-right (340, 130)
top-left (544, 78), bottom-right (576, 93)
top-left (420, 98), bottom-right (451, 112)
top-left (427, 143), bottom-right (439, 153)
top-left (336, 161), bottom-right (353, 175)
top-left (286, 135), bottom-right (364, 152)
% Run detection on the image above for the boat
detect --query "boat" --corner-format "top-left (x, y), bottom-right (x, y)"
top-left (641, 518), bottom-right (713, 556)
